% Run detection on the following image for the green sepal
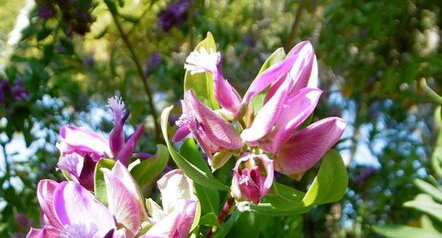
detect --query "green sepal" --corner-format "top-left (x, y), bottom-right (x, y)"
top-left (94, 159), bottom-right (116, 206)
top-left (130, 144), bottom-right (169, 187)
top-left (184, 32), bottom-right (219, 109)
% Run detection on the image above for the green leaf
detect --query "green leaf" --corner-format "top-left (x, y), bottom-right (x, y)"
top-left (248, 48), bottom-right (286, 114)
top-left (404, 194), bottom-right (442, 223)
top-left (184, 32), bottom-right (219, 109)
top-left (161, 106), bottom-right (229, 191)
top-left (256, 47), bottom-right (286, 76)
top-left (213, 210), bottom-right (241, 238)
top-left (94, 159), bottom-right (116, 205)
top-left (199, 212), bottom-right (219, 227)
top-left (302, 149), bottom-right (348, 206)
top-left (179, 139), bottom-right (220, 215)
top-left (373, 225), bottom-right (441, 238)
top-left (414, 179), bottom-right (442, 203)
top-left (130, 144), bottom-right (169, 187)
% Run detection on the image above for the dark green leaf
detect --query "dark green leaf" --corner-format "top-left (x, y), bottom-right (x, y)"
top-left (131, 144), bottom-right (169, 187)
top-left (94, 159), bottom-right (116, 205)
top-left (302, 149), bottom-right (348, 206)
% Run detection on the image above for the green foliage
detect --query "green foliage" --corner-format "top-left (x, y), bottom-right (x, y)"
top-left (94, 159), bottom-right (116, 206)
top-left (131, 144), bottom-right (169, 186)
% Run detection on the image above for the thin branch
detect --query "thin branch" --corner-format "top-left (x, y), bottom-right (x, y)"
top-left (284, 0), bottom-right (307, 52)
top-left (104, 1), bottom-right (161, 143)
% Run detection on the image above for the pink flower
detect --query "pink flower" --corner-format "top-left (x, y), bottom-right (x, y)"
top-left (57, 96), bottom-right (148, 190)
top-left (173, 90), bottom-right (242, 161)
top-left (231, 154), bottom-right (274, 204)
top-left (27, 180), bottom-right (116, 238)
top-left (144, 170), bottom-right (198, 238)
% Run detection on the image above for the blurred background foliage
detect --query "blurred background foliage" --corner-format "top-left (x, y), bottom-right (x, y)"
top-left (0, 0), bottom-right (440, 237)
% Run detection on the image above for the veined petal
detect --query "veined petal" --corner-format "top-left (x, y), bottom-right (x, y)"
top-left (157, 169), bottom-right (195, 214)
top-left (53, 182), bottom-right (115, 237)
top-left (26, 226), bottom-right (61, 238)
top-left (116, 125), bottom-right (144, 166)
top-left (185, 91), bottom-right (242, 150)
top-left (243, 41), bottom-right (313, 103)
top-left (172, 125), bottom-right (191, 142)
top-left (103, 168), bottom-right (141, 238)
top-left (144, 200), bottom-right (197, 238)
top-left (263, 41), bottom-right (317, 101)
top-left (269, 88), bottom-right (322, 152)
top-left (37, 180), bottom-right (62, 229)
top-left (104, 162), bottom-right (148, 220)
top-left (275, 117), bottom-right (347, 176)
top-left (241, 77), bottom-right (293, 143)
top-left (213, 72), bottom-right (243, 117)
top-left (59, 125), bottom-right (111, 159)
top-left (57, 153), bottom-right (84, 183)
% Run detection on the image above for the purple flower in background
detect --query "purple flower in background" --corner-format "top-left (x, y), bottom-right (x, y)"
top-left (355, 167), bottom-right (377, 187)
top-left (231, 154), bottom-right (274, 204)
top-left (37, 4), bottom-right (55, 19)
top-left (145, 53), bottom-right (162, 75)
top-left (158, 0), bottom-right (189, 31)
top-left (0, 79), bottom-right (29, 104)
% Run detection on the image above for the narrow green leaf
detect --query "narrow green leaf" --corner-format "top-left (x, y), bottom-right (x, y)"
top-left (213, 210), bottom-right (241, 238)
top-left (302, 150), bottom-right (348, 206)
top-left (404, 193), bottom-right (442, 223)
top-left (414, 179), bottom-right (442, 203)
top-left (199, 212), bottom-right (219, 227)
top-left (248, 48), bottom-right (286, 114)
top-left (373, 225), bottom-right (441, 238)
top-left (130, 144), bottom-right (169, 187)
top-left (256, 47), bottom-right (286, 76)
top-left (94, 159), bottom-right (116, 206)
top-left (161, 106), bottom-right (229, 191)
top-left (180, 139), bottom-right (220, 214)
top-left (184, 32), bottom-right (219, 109)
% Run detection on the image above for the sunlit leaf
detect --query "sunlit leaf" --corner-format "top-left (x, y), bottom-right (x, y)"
top-left (404, 193), bottom-right (442, 223)
top-left (130, 144), bottom-right (169, 187)
top-left (302, 149), bottom-right (348, 206)
top-left (184, 32), bottom-right (219, 109)
top-left (94, 159), bottom-right (116, 206)
top-left (373, 224), bottom-right (441, 238)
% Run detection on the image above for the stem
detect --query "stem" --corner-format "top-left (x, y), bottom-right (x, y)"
top-left (419, 78), bottom-right (442, 105)
top-left (206, 198), bottom-right (234, 238)
top-left (105, 1), bottom-right (162, 143)
top-left (284, 0), bottom-right (307, 52)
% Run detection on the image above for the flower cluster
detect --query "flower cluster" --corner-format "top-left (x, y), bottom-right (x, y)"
top-left (174, 40), bottom-right (346, 204)
top-left (28, 97), bottom-right (198, 238)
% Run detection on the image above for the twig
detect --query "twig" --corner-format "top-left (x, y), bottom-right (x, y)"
top-left (104, 1), bottom-right (161, 143)
top-left (284, 0), bottom-right (307, 52)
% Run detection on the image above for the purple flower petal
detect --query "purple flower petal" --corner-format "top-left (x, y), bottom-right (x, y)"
top-left (275, 117), bottom-right (346, 176)
top-left (59, 125), bottom-right (111, 160)
top-left (268, 88), bottom-right (322, 152)
top-left (116, 125), bottom-right (144, 166)
top-left (185, 91), bottom-right (242, 150)
top-left (37, 180), bottom-right (63, 229)
top-left (52, 182), bottom-right (115, 237)
top-left (26, 226), bottom-right (60, 238)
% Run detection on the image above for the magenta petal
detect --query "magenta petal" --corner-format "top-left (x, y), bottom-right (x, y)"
top-left (103, 168), bottom-right (141, 238)
top-left (172, 126), bottom-right (191, 142)
top-left (53, 181), bottom-right (115, 237)
top-left (60, 125), bottom-right (111, 159)
top-left (185, 91), bottom-right (242, 150)
top-left (243, 41), bottom-right (312, 103)
top-left (37, 180), bottom-right (62, 229)
top-left (241, 78), bottom-right (293, 143)
top-left (275, 117), bottom-right (347, 175)
top-left (214, 73), bottom-right (243, 117)
top-left (26, 226), bottom-right (60, 238)
top-left (116, 125), bottom-right (144, 166)
top-left (171, 200), bottom-right (197, 238)
top-left (269, 88), bottom-right (322, 152)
